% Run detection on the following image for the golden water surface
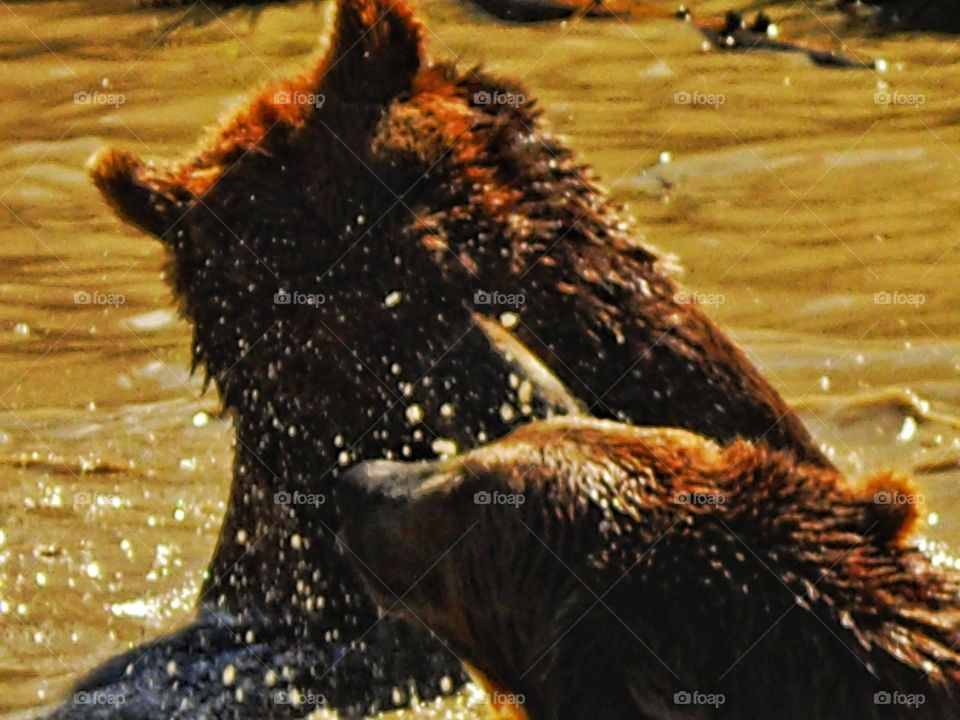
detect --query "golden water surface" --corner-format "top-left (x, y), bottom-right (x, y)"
top-left (0, 0), bottom-right (959, 717)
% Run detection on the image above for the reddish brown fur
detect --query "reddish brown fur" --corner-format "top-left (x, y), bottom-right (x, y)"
top-left (340, 417), bottom-right (960, 720)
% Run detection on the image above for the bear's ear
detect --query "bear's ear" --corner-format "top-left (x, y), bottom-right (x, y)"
top-left (87, 147), bottom-right (189, 242)
top-left (320, 0), bottom-right (423, 103)
top-left (860, 472), bottom-right (921, 544)
top-left (88, 0), bottom-right (423, 241)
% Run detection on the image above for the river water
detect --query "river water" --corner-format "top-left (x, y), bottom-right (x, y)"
top-left (0, 0), bottom-right (958, 717)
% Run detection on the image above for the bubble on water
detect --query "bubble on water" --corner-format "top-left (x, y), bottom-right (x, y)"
top-left (192, 412), bottom-right (210, 428)
top-left (928, 512), bottom-right (940, 527)
top-left (35, 571), bottom-right (47, 587)
top-left (875, 58), bottom-right (888, 73)
top-left (659, 151), bottom-right (672, 164)
top-left (384, 290), bottom-right (403, 308)
top-left (166, 660), bottom-right (178, 677)
top-left (499, 403), bottom-right (516, 423)
top-left (236, 529), bottom-right (248, 544)
top-left (85, 562), bottom-right (101, 579)
top-left (264, 669), bottom-right (278, 687)
top-left (13, 323), bottom-right (30, 337)
top-left (180, 457), bottom-right (198, 472)
top-left (440, 403), bottom-right (455, 418)
top-left (338, 451), bottom-right (351, 466)
top-left (290, 534), bottom-right (303, 550)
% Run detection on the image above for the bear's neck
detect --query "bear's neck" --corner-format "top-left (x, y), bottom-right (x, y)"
top-left (196, 302), bottom-right (573, 623)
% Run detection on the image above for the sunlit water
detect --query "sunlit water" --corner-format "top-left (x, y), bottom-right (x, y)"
top-left (1, 0), bottom-right (959, 717)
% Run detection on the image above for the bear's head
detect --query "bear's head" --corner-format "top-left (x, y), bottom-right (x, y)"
top-left (336, 416), bottom-right (734, 718)
top-left (88, 0), bottom-right (584, 406)
top-left (337, 416), bottom-right (960, 720)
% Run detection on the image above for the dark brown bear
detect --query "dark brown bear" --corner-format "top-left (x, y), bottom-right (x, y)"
top-left (339, 416), bottom-right (960, 720)
top-left (68, 0), bottom-right (828, 716)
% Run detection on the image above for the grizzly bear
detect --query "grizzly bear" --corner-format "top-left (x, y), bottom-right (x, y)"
top-left (338, 416), bottom-right (960, 720)
top-left (68, 0), bottom-right (829, 715)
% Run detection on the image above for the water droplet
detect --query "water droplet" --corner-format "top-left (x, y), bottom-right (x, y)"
top-left (405, 404), bottom-right (424, 425)
top-left (431, 438), bottom-right (458, 457)
top-left (897, 416), bottom-right (917, 443)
